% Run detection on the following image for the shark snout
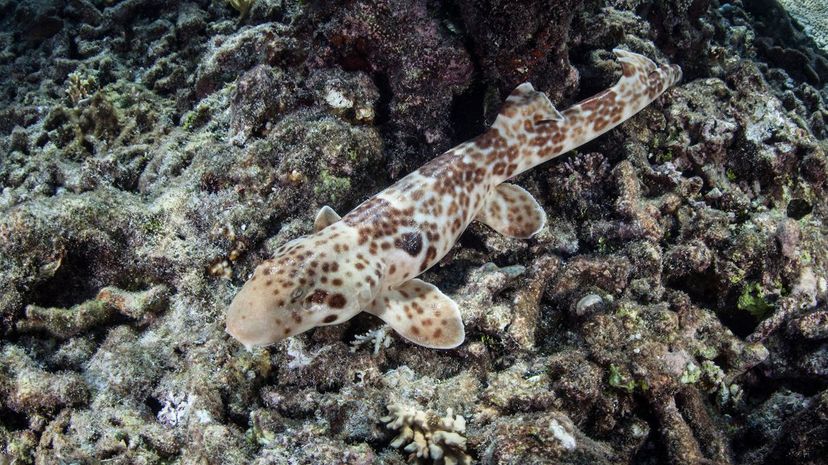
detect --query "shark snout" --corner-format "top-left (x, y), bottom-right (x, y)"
top-left (225, 290), bottom-right (283, 350)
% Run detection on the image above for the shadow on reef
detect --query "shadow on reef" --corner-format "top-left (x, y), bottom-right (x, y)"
top-left (744, 0), bottom-right (828, 86)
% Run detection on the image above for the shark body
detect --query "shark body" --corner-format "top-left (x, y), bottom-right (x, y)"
top-left (226, 49), bottom-right (682, 349)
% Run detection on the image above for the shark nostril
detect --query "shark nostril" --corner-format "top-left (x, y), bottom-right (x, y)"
top-left (290, 286), bottom-right (306, 300)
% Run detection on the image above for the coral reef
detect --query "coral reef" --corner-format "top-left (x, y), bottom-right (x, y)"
top-left (314, 0), bottom-right (474, 174)
top-left (1, 0), bottom-right (827, 464)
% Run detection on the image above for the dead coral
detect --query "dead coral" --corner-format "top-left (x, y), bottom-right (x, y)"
top-left (16, 285), bottom-right (169, 339)
top-left (453, 0), bottom-right (583, 105)
top-left (84, 326), bottom-right (173, 401)
top-left (479, 411), bottom-right (615, 465)
top-left (0, 344), bottom-right (89, 416)
top-left (65, 70), bottom-right (98, 105)
top-left (307, 68), bottom-right (380, 124)
top-left (454, 262), bottom-right (525, 337)
top-left (229, 64), bottom-right (301, 142)
top-left (506, 255), bottom-right (560, 351)
top-left (0, 0), bottom-right (827, 464)
top-left (0, 426), bottom-right (36, 465)
top-left (381, 404), bottom-right (471, 465)
top-left (481, 359), bottom-right (555, 413)
top-left (16, 299), bottom-right (110, 340)
top-left (35, 405), bottom-right (182, 465)
top-left (194, 23), bottom-right (300, 98)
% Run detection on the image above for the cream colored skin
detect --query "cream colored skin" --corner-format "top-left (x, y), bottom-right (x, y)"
top-left (226, 49), bottom-right (682, 350)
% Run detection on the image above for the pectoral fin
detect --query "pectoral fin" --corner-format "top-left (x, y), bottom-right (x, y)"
top-left (366, 279), bottom-right (464, 349)
top-left (476, 183), bottom-right (546, 238)
top-left (314, 206), bottom-right (341, 232)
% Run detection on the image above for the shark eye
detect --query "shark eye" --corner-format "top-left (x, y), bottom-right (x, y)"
top-left (305, 289), bottom-right (329, 305)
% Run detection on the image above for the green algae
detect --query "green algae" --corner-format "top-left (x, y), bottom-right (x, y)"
top-left (608, 364), bottom-right (648, 393)
top-left (737, 283), bottom-right (775, 321)
top-left (679, 362), bottom-right (702, 384)
top-left (313, 169), bottom-right (352, 204)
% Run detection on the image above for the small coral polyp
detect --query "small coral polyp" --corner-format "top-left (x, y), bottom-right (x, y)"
top-left (381, 404), bottom-right (471, 465)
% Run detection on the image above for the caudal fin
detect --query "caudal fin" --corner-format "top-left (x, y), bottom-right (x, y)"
top-left (488, 48), bottom-right (682, 181)
top-left (612, 48), bottom-right (682, 104)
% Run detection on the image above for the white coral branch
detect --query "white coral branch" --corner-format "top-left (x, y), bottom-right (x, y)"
top-left (381, 404), bottom-right (472, 465)
top-left (350, 326), bottom-right (393, 354)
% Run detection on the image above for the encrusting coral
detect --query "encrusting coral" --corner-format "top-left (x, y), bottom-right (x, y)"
top-left (381, 404), bottom-right (471, 465)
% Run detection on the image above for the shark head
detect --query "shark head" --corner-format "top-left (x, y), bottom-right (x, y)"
top-left (225, 234), bottom-right (381, 349)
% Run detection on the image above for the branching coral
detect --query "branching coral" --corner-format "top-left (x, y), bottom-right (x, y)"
top-left (350, 326), bottom-right (393, 355)
top-left (226, 0), bottom-right (254, 17)
top-left (66, 70), bottom-right (97, 104)
top-left (16, 285), bottom-right (169, 339)
top-left (381, 404), bottom-right (471, 465)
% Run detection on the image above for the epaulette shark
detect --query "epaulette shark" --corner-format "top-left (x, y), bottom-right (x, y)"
top-left (226, 49), bottom-right (682, 349)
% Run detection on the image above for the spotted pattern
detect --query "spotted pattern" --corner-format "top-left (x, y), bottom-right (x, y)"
top-left (338, 50), bottom-right (680, 288)
top-left (225, 49), bottom-right (681, 350)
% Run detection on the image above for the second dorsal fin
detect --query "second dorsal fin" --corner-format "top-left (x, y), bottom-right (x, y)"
top-left (493, 83), bottom-right (564, 132)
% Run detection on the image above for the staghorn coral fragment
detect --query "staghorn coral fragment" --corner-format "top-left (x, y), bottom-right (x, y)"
top-left (506, 255), bottom-right (560, 350)
top-left (95, 284), bottom-right (170, 322)
top-left (16, 285), bottom-right (169, 339)
top-left (16, 299), bottom-right (112, 339)
top-left (649, 396), bottom-right (706, 465)
top-left (0, 344), bottom-right (89, 415)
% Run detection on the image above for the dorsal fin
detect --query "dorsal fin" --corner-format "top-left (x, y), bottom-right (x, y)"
top-left (314, 205), bottom-right (341, 232)
top-left (613, 48), bottom-right (658, 77)
top-left (493, 83), bottom-right (564, 132)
